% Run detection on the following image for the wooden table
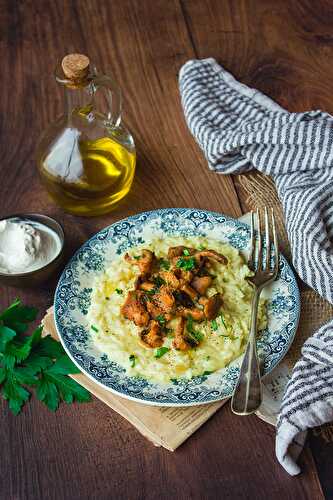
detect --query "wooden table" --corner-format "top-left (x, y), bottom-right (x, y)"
top-left (1, 1), bottom-right (332, 498)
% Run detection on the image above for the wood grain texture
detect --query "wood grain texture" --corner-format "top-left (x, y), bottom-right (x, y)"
top-left (0, 0), bottom-right (329, 498)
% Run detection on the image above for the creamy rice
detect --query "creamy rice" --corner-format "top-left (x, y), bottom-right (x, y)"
top-left (87, 236), bottom-right (267, 384)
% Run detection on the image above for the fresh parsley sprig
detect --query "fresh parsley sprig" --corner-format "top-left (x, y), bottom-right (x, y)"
top-left (0, 299), bottom-right (91, 415)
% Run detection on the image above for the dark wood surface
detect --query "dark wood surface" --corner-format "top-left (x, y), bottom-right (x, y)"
top-left (0, 0), bottom-right (332, 498)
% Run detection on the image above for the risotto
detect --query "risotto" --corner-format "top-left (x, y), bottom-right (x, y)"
top-left (86, 236), bottom-right (267, 384)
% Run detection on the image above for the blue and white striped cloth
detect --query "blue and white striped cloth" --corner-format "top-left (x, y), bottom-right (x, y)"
top-left (179, 58), bottom-right (333, 475)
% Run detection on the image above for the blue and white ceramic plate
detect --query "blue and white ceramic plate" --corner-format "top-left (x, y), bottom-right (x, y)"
top-left (54, 208), bottom-right (300, 406)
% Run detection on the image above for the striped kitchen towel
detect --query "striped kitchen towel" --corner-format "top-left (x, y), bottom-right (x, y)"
top-left (179, 58), bottom-right (333, 476)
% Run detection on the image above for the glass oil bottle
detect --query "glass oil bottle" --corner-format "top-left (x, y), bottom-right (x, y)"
top-left (37, 54), bottom-right (136, 216)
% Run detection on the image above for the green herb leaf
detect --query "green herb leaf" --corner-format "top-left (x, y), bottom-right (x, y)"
top-left (115, 288), bottom-right (123, 295)
top-left (0, 300), bottom-right (38, 334)
top-left (0, 299), bottom-right (91, 415)
top-left (202, 370), bottom-right (214, 376)
top-left (34, 335), bottom-right (65, 359)
top-left (23, 352), bottom-right (53, 372)
top-left (2, 376), bottom-right (30, 415)
top-left (36, 378), bottom-right (59, 411)
top-left (211, 319), bottom-right (218, 331)
top-left (13, 366), bottom-right (39, 386)
top-left (183, 248), bottom-right (190, 256)
top-left (5, 337), bottom-right (34, 363)
top-left (145, 288), bottom-right (156, 296)
top-left (105, 297), bottom-right (110, 300)
top-left (159, 259), bottom-right (170, 270)
top-left (176, 257), bottom-right (196, 271)
top-left (156, 314), bottom-right (166, 325)
top-left (91, 325), bottom-right (99, 333)
top-left (129, 354), bottom-right (136, 367)
top-left (186, 317), bottom-right (204, 345)
top-left (153, 276), bottom-right (166, 288)
top-left (0, 325), bottom-right (16, 352)
top-left (154, 347), bottom-right (170, 358)
top-left (1, 354), bottom-right (16, 370)
top-left (45, 372), bottom-right (90, 404)
top-left (198, 244), bottom-right (206, 251)
top-left (219, 313), bottom-right (227, 329)
top-left (46, 355), bottom-right (80, 375)
top-left (133, 255), bottom-right (141, 260)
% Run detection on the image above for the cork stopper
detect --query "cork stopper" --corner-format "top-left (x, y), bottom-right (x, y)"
top-left (61, 53), bottom-right (90, 82)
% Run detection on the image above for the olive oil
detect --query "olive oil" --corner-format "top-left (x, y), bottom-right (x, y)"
top-left (37, 53), bottom-right (136, 216)
top-left (38, 134), bottom-right (135, 216)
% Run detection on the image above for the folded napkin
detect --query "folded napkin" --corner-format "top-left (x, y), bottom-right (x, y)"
top-left (179, 58), bottom-right (333, 475)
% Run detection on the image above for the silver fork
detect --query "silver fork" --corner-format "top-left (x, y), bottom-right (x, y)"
top-left (231, 207), bottom-right (279, 415)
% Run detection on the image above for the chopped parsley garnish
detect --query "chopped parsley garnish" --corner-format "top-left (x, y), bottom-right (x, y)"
top-left (219, 313), bottom-right (227, 329)
top-left (154, 347), bottom-right (170, 358)
top-left (115, 288), bottom-right (123, 295)
top-left (105, 296), bottom-right (110, 300)
top-left (129, 354), bottom-right (136, 367)
top-left (206, 356), bottom-right (211, 360)
top-left (133, 255), bottom-right (141, 260)
top-left (153, 276), bottom-right (166, 288)
top-left (198, 244), bottom-right (206, 251)
top-left (176, 256), bottom-right (196, 271)
top-left (145, 288), bottom-right (156, 296)
top-left (159, 258), bottom-right (170, 270)
top-left (183, 248), bottom-right (190, 256)
top-left (91, 325), bottom-right (99, 333)
top-left (186, 317), bottom-right (204, 345)
top-left (156, 314), bottom-right (166, 325)
top-left (202, 370), bottom-right (214, 376)
top-left (211, 319), bottom-right (218, 331)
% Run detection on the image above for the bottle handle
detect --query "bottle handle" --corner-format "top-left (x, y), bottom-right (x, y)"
top-left (92, 73), bottom-right (122, 128)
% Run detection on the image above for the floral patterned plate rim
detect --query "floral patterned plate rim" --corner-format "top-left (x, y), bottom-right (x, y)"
top-left (54, 208), bottom-right (300, 407)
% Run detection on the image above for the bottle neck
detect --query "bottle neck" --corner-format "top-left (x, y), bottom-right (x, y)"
top-left (64, 84), bottom-right (93, 121)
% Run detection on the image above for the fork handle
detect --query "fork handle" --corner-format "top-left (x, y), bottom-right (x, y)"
top-left (231, 288), bottom-right (262, 415)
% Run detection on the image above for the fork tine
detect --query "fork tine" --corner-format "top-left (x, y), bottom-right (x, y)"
top-left (264, 207), bottom-right (270, 271)
top-left (248, 211), bottom-right (255, 271)
top-left (257, 208), bottom-right (262, 270)
top-left (272, 209), bottom-right (279, 276)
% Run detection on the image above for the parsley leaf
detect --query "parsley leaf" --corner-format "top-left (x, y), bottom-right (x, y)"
top-left (0, 299), bottom-right (91, 415)
top-left (202, 370), bottom-right (214, 376)
top-left (115, 288), bottom-right (123, 295)
top-left (0, 325), bottom-right (16, 351)
top-left (219, 313), bottom-right (227, 329)
top-left (129, 354), bottom-right (136, 367)
top-left (2, 375), bottom-right (30, 415)
top-left (156, 314), bottom-right (166, 325)
top-left (91, 325), bottom-right (99, 333)
top-left (159, 259), bottom-right (170, 270)
top-left (211, 319), bottom-right (218, 331)
top-left (154, 347), bottom-right (170, 358)
top-left (186, 317), bottom-right (204, 345)
top-left (0, 299), bottom-right (38, 334)
top-left (46, 355), bottom-right (80, 375)
top-left (183, 248), bottom-right (190, 256)
top-left (153, 276), bottom-right (166, 288)
top-left (176, 257), bottom-right (196, 271)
